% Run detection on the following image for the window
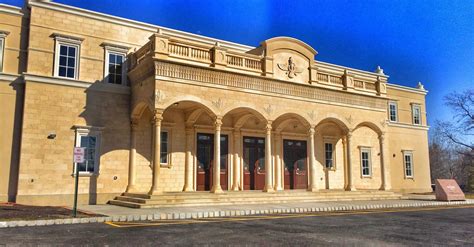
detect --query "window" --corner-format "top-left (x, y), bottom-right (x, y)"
top-left (325, 143), bottom-right (334, 169)
top-left (74, 127), bottom-right (101, 174)
top-left (105, 50), bottom-right (126, 85)
top-left (53, 34), bottom-right (82, 79)
top-left (360, 148), bottom-right (371, 177)
top-left (412, 104), bottom-right (421, 125)
top-left (403, 151), bottom-right (414, 178)
top-left (160, 131), bottom-right (169, 164)
top-left (388, 101), bottom-right (398, 122)
top-left (0, 31), bottom-right (8, 72)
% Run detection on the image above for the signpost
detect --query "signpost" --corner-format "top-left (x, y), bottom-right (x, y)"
top-left (73, 147), bottom-right (85, 217)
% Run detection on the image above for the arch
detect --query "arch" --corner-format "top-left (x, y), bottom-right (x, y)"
top-left (161, 95), bottom-right (219, 116)
top-left (354, 121), bottom-right (383, 136)
top-left (315, 117), bottom-right (350, 133)
top-left (221, 105), bottom-right (267, 122)
top-left (262, 36), bottom-right (318, 58)
top-left (131, 101), bottom-right (153, 120)
top-left (273, 112), bottom-right (312, 132)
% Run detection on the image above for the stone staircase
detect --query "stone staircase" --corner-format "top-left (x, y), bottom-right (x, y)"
top-left (109, 190), bottom-right (402, 209)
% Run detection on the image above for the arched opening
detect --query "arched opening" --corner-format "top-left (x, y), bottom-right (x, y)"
top-left (273, 113), bottom-right (312, 190)
top-left (315, 118), bottom-right (350, 190)
top-left (222, 107), bottom-right (268, 191)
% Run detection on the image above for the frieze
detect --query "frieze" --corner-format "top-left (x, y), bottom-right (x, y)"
top-left (154, 61), bottom-right (387, 110)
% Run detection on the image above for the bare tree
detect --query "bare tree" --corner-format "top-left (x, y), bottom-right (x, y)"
top-left (434, 89), bottom-right (474, 191)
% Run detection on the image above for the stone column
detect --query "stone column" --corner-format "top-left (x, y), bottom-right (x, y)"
top-left (379, 133), bottom-right (391, 191)
top-left (149, 110), bottom-right (163, 195)
top-left (263, 123), bottom-right (274, 192)
top-left (126, 118), bottom-right (139, 192)
top-left (346, 131), bottom-right (356, 191)
top-left (232, 129), bottom-right (241, 191)
top-left (274, 132), bottom-right (283, 191)
top-left (308, 128), bottom-right (318, 192)
top-left (211, 118), bottom-right (223, 193)
top-left (183, 128), bottom-right (194, 191)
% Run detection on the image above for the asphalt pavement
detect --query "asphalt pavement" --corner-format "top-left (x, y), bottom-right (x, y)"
top-left (0, 206), bottom-right (473, 246)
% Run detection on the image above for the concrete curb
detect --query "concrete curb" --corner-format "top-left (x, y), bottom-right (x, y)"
top-left (1, 200), bottom-right (473, 228)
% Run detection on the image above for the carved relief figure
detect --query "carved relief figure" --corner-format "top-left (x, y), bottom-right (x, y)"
top-left (277, 57), bottom-right (304, 79)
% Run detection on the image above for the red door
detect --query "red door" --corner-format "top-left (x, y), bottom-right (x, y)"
top-left (283, 139), bottom-right (308, 189)
top-left (243, 137), bottom-right (265, 190)
top-left (196, 133), bottom-right (228, 191)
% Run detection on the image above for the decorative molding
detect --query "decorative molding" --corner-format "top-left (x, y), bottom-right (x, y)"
top-left (0, 4), bottom-right (23, 16)
top-left (0, 73), bottom-right (20, 82)
top-left (277, 57), bottom-right (303, 79)
top-left (263, 104), bottom-right (274, 116)
top-left (387, 121), bottom-right (429, 131)
top-left (346, 115), bottom-right (353, 124)
top-left (212, 98), bottom-right (224, 109)
top-left (387, 83), bottom-right (427, 95)
top-left (154, 61), bottom-right (387, 110)
top-left (307, 110), bottom-right (316, 121)
top-left (23, 73), bottom-right (131, 95)
top-left (153, 89), bottom-right (166, 103)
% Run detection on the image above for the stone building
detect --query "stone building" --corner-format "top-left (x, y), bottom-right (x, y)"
top-left (0, 1), bottom-right (431, 206)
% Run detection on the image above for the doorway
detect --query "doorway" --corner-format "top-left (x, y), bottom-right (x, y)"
top-left (242, 136), bottom-right (266, 190)
top-left (196, 133), bottom-right (228, 191)
top-left (283, 139), bottom-right (308, 189)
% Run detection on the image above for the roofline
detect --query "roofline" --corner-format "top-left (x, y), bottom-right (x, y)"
top-left (387, 83), bottom-right (428, 95)
top-left (28, 1), bottom-right (255, 52)
top-left (0, 4), bottom-right (23, 16)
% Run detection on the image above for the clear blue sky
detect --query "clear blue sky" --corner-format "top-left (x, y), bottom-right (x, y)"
top-left (3, 0), bottom-right (474, 128)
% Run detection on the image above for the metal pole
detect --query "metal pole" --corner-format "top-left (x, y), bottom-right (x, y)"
top-left (73, 164), bottom-right (79, 217)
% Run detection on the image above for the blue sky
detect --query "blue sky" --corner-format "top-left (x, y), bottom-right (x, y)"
top-left (3, 0), bottom-right (474, 128)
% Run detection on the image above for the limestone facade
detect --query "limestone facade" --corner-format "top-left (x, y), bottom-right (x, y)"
top-left (0, 1), bottom-right (431, 206)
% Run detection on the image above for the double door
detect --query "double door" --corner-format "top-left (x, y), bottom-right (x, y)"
top-left (242, 137), bottom-right (266, 190)
top-left (283, 139), bottom-right (308, 189)
top-left (196, 133), bottom-right (228, 191)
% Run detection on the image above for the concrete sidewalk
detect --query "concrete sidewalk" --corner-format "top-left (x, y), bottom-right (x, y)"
top-left (2, 198), bottom-right (473, 228)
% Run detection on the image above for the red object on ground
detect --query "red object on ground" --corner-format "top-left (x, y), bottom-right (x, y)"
top-left (435, 179), bottom-right (465, 201)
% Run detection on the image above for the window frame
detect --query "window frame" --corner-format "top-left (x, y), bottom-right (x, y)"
top-left (359, 147), bottom-right (372, 178)
top-left (104, 48), bottom-right (128, 85)
top-left (0, 31), bottom-right (9, 73)
top-left (159, 129), bottom-right (172, 168)
top-left (403, 151), bottom-right (414, 179)
top-left (73, 127), bottom-right (101, 176)
top-left (53, 34), bottom-right (83, 80)
top-left (324, 142), bottom-right (336, 170)
top-left (388, 101), bottom-right (398, 122)
top-left (412, 104), bottom-right (422, 125)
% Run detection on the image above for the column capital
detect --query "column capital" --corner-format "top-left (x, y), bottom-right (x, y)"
top-left (131, 118), bottom-right (139, 130)
top-left (152, 109), bottom-right (163, 125)
top-left (214, 117), bottom-right (223, 129)
top-left (378, 132), bottom-right (386, 142)
top-left (308, 128), bottom-right (315, 136)
top-left (265, 123), bottom-right (272, 133)
top-left (346, 130), bottom-right (353, 138)
top-left (233, 128), bottom-right (241, 137)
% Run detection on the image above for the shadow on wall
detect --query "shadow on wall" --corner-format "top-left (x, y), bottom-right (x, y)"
top-left (77, 79), bottom-right (132, 204)
top-left (8, 77), bottom-right (25, 202)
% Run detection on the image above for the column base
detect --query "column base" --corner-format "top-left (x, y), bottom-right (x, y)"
top-left (210, 185), bottom-right (224, 193)
top-left (182, 185), bottom-right (194, 192)
top-left (347, 186), bottom-right (357, 191)
top-left (307, 187), bottom-right (319, 192)
top-left (263, 186), bottom-right (274, 192)
top-left (381, 185), bottom-right (392, 191)
top-left (125, 185), bottom-right (138, 193)
top-left (148, 187), bottom-right (162, 195)
top-left (275, 186), bottom-right (284, 191)
top-left (231, 186), bottom-right (239, 191)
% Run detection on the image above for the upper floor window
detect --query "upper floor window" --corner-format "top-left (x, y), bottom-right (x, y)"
top-left (102, 43), bottom-right (130, 86)
top-left (412, 104), bottom-right (421, 125)
top-left (403, 151), bottom-right (414, 178)
top-left (105, 50), bottom-right (126, 85)
top-left (0, 31), bottom-right (9, 73)
top-left (388, 101), bottom-right (398, 122)
top-left (324, 142), bottom-right (334, 169)
top-left (360, 147), bottom-right (372, 177)
top-left (73, 126), bottom-right (101, 175)
top-left (53, 34), bottom-right (83, 80)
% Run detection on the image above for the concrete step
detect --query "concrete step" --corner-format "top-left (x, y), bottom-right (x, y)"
top-left (110, 191), bottom-right (402, 209)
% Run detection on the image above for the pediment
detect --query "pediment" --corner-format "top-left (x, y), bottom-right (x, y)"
top-left (261, 37), bottom-right (318, 84)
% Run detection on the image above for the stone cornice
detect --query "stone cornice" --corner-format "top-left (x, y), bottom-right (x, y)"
top-left (387, 121), bottom-right (429, 131)
top-left (23, 73), bottom-right (130, 95)
top-left (28, 1), bottom-right (253, 53)
top-left (154, 61), bottom-right (388, 111)
top-left (0, 4), bottom-right (23, 16)
top-left (387, 83), bottom-right (428, 95)
top-left (0, 73), bottom-right (21, 82)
